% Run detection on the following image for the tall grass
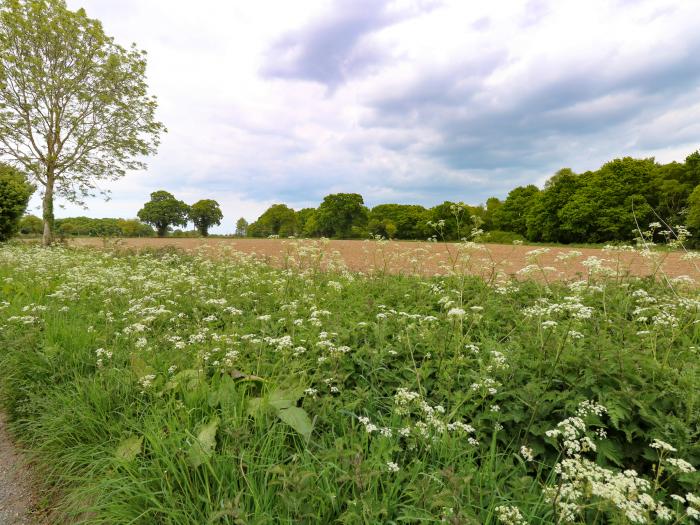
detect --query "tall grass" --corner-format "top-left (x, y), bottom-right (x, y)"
top-left (0, 241), bottom-right (698, 524)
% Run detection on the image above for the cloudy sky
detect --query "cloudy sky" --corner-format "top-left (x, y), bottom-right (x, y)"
top-left (36, 0), bottom-right (700, 231)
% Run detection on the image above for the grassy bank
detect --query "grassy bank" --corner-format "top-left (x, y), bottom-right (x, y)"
top-left (0, 243), bottom-right (698, 524)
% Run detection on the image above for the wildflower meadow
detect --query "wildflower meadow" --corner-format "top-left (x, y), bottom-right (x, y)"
top-left (0, 237), bottom-right (699, 524)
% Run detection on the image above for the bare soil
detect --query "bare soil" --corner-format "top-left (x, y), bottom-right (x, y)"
top-left (70, 237), bottom-right (699, 281)
top-left (0, 414), bottom-right (43, 525)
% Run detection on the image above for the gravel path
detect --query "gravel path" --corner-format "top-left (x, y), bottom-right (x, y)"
top-left (0, 413), bottom-right (40, 525)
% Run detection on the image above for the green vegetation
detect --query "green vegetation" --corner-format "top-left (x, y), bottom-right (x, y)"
top-left (247, 203), bottom-right (297, 238)
top-left (0, 242), bottom-right (698, 523)
top-left (137, 191), bottom-right (191, 237)
top-left (235, 217), bottom-right (249, 237)
top-left (0, 0), bottom-right (164, 245)
top-left (243, 152), bottom-right (700, 245)
top-left (189, 200), bottom-right (224, 237)
top-left (0, 163), bottom-right (34, 241)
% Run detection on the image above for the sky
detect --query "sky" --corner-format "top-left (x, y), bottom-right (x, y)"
top-left (30, 0), bottom-right (700, 232)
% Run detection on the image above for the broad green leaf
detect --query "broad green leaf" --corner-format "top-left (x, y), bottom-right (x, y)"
top-left (166, 369), bottom-right (203, 392)
top-left (115, 435), bottom-right (143, 462)
top-left (269, 388), bottom-right (303, 410)
top-left (208, 374), bottom-right (238, 410)
top-left (277, 406), bottom-right (313, 442)
top-left (188, 418), bottom-right (219, 467)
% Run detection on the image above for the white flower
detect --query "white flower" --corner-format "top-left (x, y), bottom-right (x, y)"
top-left (520, 446), bottom-right (534, 462)
top-left (447, 307), bottom-right (466, 318)
top-left (665, 458), bottom-right (696, 473)
top-left (495, 505), bottom-right (527, 525)
top-left (386, 461), bottom-right (400, 473)
top-left (650, 439), bottom-right (677, 453)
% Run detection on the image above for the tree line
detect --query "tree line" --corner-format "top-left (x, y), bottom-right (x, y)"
top-left (3, 150), bottom-right (700, 244)
top-left (244, 151), bottom-right (700, 245)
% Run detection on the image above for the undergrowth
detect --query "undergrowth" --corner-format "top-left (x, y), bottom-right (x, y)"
top-left (0, 242), bottom-right (698, 524)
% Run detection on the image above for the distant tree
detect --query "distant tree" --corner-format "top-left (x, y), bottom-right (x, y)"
top-left (525, 169), bottom-right (581, 242)
top-left (558, 158), bottom-right (657, 243)
top-left (189, 199), bottom-right (223, 236)
top-left (482, 197), bottom-right (502, 230)
top-left (117, 219), bottom-right (154, 237)
top-left (18, 214), bottom-right (43, 235)
top-left (247, 204), bottom-right (296, 237)
top-left (0, 163), bottom-right (34, 241)
top-left (429, 201), bottom-right (482, 240)
top-left (235, 217), bottom-right (249, 237)
top-left (369, 204), bottom-right (430, 239)
top-left (0, 0), bottom-right (164, 245)
top-left (315, 193), bottom-right (368, 238)
top-left (137, 191), bottom-right (190, 237)
top-left (295, 208), bottom-right (318, 237)
top-left (492, 185), bottom-right (540, 236)
top-left (687, 184), bottom-right (700, 239)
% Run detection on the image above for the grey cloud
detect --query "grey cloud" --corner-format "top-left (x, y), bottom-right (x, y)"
top-left (261, 0), bottom-right (433, 88)
top-left (363, 33), bottom-right (700, 175)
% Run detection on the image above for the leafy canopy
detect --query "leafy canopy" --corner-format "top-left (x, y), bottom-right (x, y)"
top-left (315, 193), bottom-right (368, 238)
top-left (189, 199), bottom-right (223, 237)
top-left (0, 0), bottom-right (164, 243)
top-left (137, 191), bottom-right (189, 237)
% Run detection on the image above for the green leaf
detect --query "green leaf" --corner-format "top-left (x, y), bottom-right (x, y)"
top-left (130, 354), bottom-right (152, 378)
top-left (277, 406), bottom-right (313, 442)
top-left (246, 397), bottom-right (265, 417)
top-left (114, 435), bottom-right (143, 462)
top-left (208, 374), bottom-right (238, 410)
top-left (166, 369), bottom-right (203, 391)
top-left (188, 418), bottom-right (219, 467)
top-left (269, 388), bottom-right (303, 410)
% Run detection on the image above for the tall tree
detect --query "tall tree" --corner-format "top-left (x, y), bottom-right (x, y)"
top-left (315, 193), bottom-right (368, 238)
top-left (235, 217), bottom-right (248, 237)
top-left (137, 191), bottom-right (189, 237)
top-left (247, 204), bottom-right (296, 237)
top-left (0, 0), bottom-right (165, 245)
top-left (0, 163), bottom-right (34, 240)
top-left (189, 199), bottom-right (223, 237)
top-left (492, 185), bottom-right (540, 236)
top-left (525, 169), bottom-right (581, 242)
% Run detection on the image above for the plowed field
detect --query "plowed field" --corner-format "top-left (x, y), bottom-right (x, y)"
top-left (69, 237), bottom-right (699, 281)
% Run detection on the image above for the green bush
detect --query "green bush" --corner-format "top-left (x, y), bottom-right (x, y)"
top-left (482, 230), bottom-right (526, 244)
top-left (0, 164), bottom-right (34, 241)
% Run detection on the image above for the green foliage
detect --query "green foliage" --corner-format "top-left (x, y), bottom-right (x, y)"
top-left (247, 204), bottom-right (297, 237)
top-left (557, 158), bottom-right (657, 243)
top-left (18, 214), bottom-right (42, 235)
top-left (189, 199), bottom-right (223, 237)
top-left (137, 191), bottom-right (190, 237)
top-left (482, 230), bottom-right (526, 244)
top-left (687, 184), bottom-right (700, 242)
top-left (0, 244), bottom-right (697, 523)
top-left (369, 204), bottom-right (430, 239)
top-left (234, 217), bottom-right (248, 237)
top-left (315, 193), bottom-right (368, 238)
top-left (0, 163), bottom-right (34, 241)
top-left (295, 208), bottom-right (318, 237)
top-left (525, 169), bottom-right (581, 242)
top-left (0, 0), bottom-right (164, 244)
top-left (492, 185), bottom-right (540, 236)
top-left (52, 217), bottom-right (154, 237)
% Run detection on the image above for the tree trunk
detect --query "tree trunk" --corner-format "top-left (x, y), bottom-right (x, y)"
top-left (42, 174), bottom-right (55, 246)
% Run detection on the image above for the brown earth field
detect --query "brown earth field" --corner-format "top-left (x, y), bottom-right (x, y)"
top-left (68, 237), bottom-right (700, 282)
